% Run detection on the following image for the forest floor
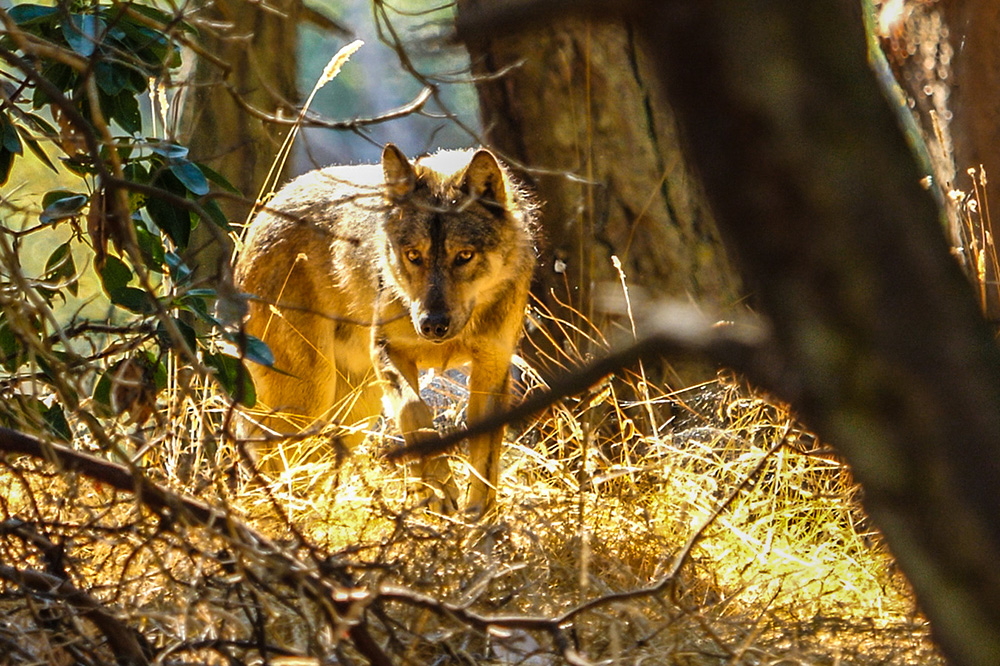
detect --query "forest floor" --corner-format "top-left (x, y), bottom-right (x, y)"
top-left (0, 355), bottom-right (945, 665)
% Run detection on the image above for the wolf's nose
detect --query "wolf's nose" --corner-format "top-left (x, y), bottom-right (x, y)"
top-left (420, 313), bottom-right (451, 339)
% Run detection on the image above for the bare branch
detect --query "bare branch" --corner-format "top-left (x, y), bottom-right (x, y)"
top-left (0, 564), bottom-right (149, 666)
top-left (382, 431), bottom-right (788, 650)
top-left (0, 425), bottom-right (393, 666)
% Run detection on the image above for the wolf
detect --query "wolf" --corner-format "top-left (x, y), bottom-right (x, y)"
top-left (233, 145), bottom-right (537, 515)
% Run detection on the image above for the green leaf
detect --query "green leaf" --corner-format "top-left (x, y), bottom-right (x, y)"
top-left (197, 162), bottom-right (242, 194)
top-left (134, 221), bottom-right (165, 271)
top-left (147, 170), bottom-right (192, 248)
top-left (234, 333), bottom-right (274, 367)
top-left (44, 242), bottom-right (73, 272)
top-left (133, 38), bottom-right (171, 72)
top-left (97, 89), bottom-right (142, 135)
top-left (150, 143), bottom-right (189, 161)
top-left (164, 251), bottom-right (193, 284)
top-left (0, 147), bottom-right (14, 186)
top-left (0, 322), bottom-right (24, 372)
top-left (92, 371), bottom-right (114, 416)
top-left (40, 193), bottom-right (88, 224)
top-left (179, 292), bottom-right (221, 327)
top-left (8, 4), bottom-right (59, 26)
top-left (22, 135), bottom-right (58, 174)
top-left (142, 350), bottom-right (168, 390)
top-left (62, 14), bottom-right (102, 58)
top-left (204, 352), bottom-right (256, 407)
top-left (110, 286), bottom-right (157, 314)
top-left (146, 196), bottom-right (191, 249)
top-left (110, 92), bottom-right (142, 135)
top-left (170, 160), bottom-right (209, 196)
top-left (99, 254), bottom-right (133, 294)
top-left (127, 68), bottom-right (149, 94)
top-left (42, 190), bottom-right (80, 209)
top-left (95, 61), bottom-right (131, 96)
top-left (44, 242), bottom-right (78, 297)
top-left (123, 161), bottom-right (149, 182)
top-left (32, 63), bottom-right (73, 108)
top-left (61, 156), bottom-right (98, 177)
top-left (21, 112), bottom-right (57, 136)
top-left (42, 403), bottom-right (72, 442)
top-left (200, 198), bottom-right (232, 231)
top-left (0, 114), bottom-right (21, 184)
top-left (1, 114), bottom-right (23, 154)
top-left (156, 317), bottom-right (197, 357)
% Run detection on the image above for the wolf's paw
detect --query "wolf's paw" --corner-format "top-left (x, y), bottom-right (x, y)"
top-left (399, 429), bottom-right (459, 514)
top-left (397, 399), bottom-right (434, 436)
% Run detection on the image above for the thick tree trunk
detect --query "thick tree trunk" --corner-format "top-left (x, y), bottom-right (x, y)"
top-left (457, 1), bottom-right (1000, 664)
top-left (639, 4), bottom-right (1000, 664)
top-left (942, 0), bottom-right (1000, 318)
top-left (178, 0), bottom-right (301, 283)
top-left (455, 3), bottom-right (742, 383)
top-left (881, 0), bottom-right (1000, 319)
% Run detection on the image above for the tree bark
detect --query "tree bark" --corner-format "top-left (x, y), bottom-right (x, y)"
top-left (456, 2), bottom-right (1000, 664)
top-left (178, 0), bottom-right (302, 283)
top-left (641, 3), bottom-right (1000, 663)
top-left (455, 3), bottom-right (742, 383)
top-left (940, 0), bottom-right (1000, 318)
top-left (880, 0), bottom-right (1000, 319)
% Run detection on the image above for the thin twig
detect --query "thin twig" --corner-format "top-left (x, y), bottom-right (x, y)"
top-left (380, 430), bottom-right (790, 635)
top-left (0, 564), bottom-right (149, 666)
top-left (0, 425), bottom-right (395, 666)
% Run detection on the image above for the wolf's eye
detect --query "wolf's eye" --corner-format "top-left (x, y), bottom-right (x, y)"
top-left (454, 250), bottom-right (475, 266)
top-left (405, 249), bottom-right (422, 265)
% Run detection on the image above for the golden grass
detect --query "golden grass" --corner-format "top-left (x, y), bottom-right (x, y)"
top-left (0, 351), bottom-right (944, 665)
top-left (953, 165), bottom-right (1000, 316)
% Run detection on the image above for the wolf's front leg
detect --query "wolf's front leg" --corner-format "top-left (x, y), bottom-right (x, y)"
top-left (373, 340), bottom-right (459, 512)
top-left (466, 355), bottom-right (511, 518)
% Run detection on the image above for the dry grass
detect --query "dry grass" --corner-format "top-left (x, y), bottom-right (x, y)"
top-left (0, 311), bottom-right (943, 665)
top-left (951, 165), bottom-right (1000, 315)
top-left (0, 65), bottom-right (946, 659)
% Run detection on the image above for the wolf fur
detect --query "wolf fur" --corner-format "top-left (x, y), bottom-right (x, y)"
top-left (234, 145), bottom-right (537, 514)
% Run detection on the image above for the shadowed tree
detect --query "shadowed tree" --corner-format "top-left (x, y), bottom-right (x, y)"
top-left (455, 1), bottom-right (1000, 664)
top-left (177, 0), bottom-right (316, 284)
top-left (879, 0), bottom-right (1000, 319)
top-left (455, 1), bottom-right (743, 385)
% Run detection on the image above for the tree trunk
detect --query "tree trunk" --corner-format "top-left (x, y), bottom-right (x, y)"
top-left (178, 0), bottom-right (302, 283)
top-left (456, 1), bottom-right (1000, 664)
top-left (880, 0), bottom-right (1000, 319)
top-left (455, 3), bottom-right (742, 384)
top-left (940, 0), bottom-right (1000, 318)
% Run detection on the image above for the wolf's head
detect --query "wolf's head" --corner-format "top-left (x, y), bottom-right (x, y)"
top-left (379, 144), bottom-right (533, 343)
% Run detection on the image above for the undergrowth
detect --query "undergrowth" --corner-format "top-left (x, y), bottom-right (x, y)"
top-left (0, 311), bottom-right (943, 664)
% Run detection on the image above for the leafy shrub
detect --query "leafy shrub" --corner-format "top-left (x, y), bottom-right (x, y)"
top-left (0, 2), bottom-right (267, 443)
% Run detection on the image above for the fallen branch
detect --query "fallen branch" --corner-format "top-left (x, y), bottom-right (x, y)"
top-left (0, 564), bottom-right (150, 666)
top-left (0, 425), bottom-right (393, 666)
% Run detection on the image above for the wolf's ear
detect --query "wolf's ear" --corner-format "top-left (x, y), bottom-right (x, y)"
top-left (461, 149), bottom-right (507, 210)
top-left (382, 144), bottom-right (415, 200)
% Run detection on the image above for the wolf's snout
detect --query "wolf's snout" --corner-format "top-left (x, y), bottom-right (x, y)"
top-left (419, 312), bottom-right (451, 340)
